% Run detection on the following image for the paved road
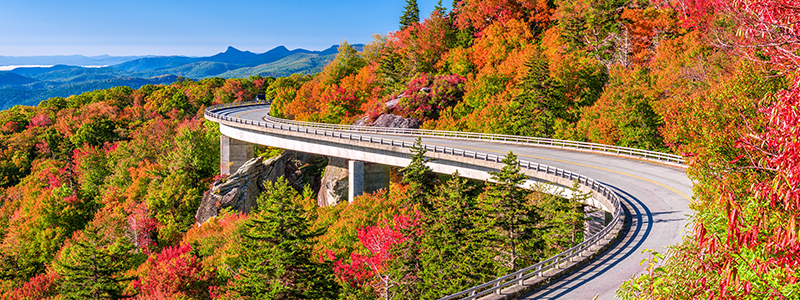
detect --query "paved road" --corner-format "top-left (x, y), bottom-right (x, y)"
top-left (215, 105), bottom-right (694, 299)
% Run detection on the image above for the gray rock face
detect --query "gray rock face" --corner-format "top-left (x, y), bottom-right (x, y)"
top-left (317, 157), bottom-right (349, 207)
top-left (372, 114), bottom-right (421, 129)
top-left (385, 97), bottom-right (400, 109)
top-left (354, 113), bottom-right (421, 129)
top-left (353, 95), bottom-right (421, 129)
top-left (196, 151), bottom-right (320, 225)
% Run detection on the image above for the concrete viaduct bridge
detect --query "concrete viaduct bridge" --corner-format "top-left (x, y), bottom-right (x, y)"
top-left (205, 101), bottom-right (693, 300)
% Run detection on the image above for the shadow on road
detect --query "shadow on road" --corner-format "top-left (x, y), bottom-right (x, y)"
top-left (519, 183), bottom-right (654, 300)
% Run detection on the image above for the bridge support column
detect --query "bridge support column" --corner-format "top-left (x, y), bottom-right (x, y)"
top-left (348, 161), bottom-right (391, 203)
top-left (348, 160), bottom-right (364, 203)
top-left (364, 163), bottom-right (391, 195)
top-left (220, 135), bottom-right (254, 176)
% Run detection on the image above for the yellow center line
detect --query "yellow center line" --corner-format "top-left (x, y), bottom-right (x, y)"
top-left (425, 141), bottom-right (692, 201)
top-left (235, 108), bottom-right (270, 119)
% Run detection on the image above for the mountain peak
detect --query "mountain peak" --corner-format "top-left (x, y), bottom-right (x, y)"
top-left (224, 46), bottom-right (243, 53)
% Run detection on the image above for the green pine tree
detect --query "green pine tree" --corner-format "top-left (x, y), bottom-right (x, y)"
top-left (230, 177), bottom-right (339, 299)
top-left (389, 138), bottom-right (436, 299)
top-left (477, 151), bottom-right (539, 271)
top-left (419, 172), bottom-right (498, 299)
top-left (399, 0), bottom-right (420, 30)
top-left (539, 180), bottom-right (591, 255)
top-left (53, 225), bottom-right (138, 300)
top-left (401, 137), bottom-right (438, 210)
top-left (504, 54), bottom-right (565, 138)
top-left (377, 50), bottom-right (406, 91)
top-left (434, 0), bottom-right (446, 15)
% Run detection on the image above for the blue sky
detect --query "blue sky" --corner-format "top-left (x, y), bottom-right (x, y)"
top-left (0, 0), bottom-right (450, 57)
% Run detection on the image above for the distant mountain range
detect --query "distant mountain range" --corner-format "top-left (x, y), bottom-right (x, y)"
top-left (0, 44), bottom-right (363, 110)
top-left (0, 54), bottom-right (149, 67)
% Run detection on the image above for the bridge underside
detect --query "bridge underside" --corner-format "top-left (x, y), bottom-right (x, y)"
top-left (220, 135), bottom-right (254, 176)
top-left (220, 132), bottom-right (390, 205)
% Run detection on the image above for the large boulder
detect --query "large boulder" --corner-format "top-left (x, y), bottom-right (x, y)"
top-left (317, 157), bottom-right (349, 207)
top-left (353, 113), bottom-right (421, 129)
top-left (372, 114), bottom-right (421, 129)
top-left (196, 151), bottom-right (321, 225)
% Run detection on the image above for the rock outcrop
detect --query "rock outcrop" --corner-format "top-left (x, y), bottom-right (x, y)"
top-left (196, 151), bottom-right (321, 224)
top-left (353, 113), bottom-right (421, 129)
top-left (317, 157), bottom-right (349, 207)
top-left (372, 114), bottom-right (422, 129)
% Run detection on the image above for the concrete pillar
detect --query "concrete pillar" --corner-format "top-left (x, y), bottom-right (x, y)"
top-left (364, 163), bottom-right (391, 194)
top-left (220, 135), bottom-right (254, 176)
top-left (347, 161), bottom-right (391, 203)
top-left (349, 160), bottom-right (364, 203)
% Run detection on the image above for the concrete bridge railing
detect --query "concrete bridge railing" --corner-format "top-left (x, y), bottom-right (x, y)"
top-left (203, 101), bottom-right (680, 299)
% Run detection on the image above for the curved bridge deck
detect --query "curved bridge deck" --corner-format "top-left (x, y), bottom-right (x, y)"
top-left (206, 103), bottom-right (693, 300)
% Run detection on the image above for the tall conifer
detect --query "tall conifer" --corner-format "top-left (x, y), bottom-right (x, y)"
top-left (539, 180), bottom-right (590, 254)
top-left (477, 151), bottom-right (539, 271)
top-left (419, 172), bottom-right (498, 298)
top-left (400, 0), bottom-right (420, 30)
top-left (401, 137), bottom-right (437, 210)
top-left (434, 0), bottom-right (446, 15)
top-left (54, 225), bottom-right (137, 300)
top-left (505, 54), bottom-right (564, 138)
top-left (230, 177), bottom-right (339, 299)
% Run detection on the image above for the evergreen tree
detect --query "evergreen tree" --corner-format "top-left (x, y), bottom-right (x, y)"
top-left (53, 225), bottom-right (137, 300)
top-left (419, 172), bottom-right (498, 299)
top-left (504, 54), bottom-right (564, 138)
top-left (399, 0), bottom-right (420, 30)
top-left (385, 138), bottom-right (439, 299)
top-left (538, 180), bottom-right (591, 255)
top-left (434, 0), bottom-right (446, 15)
top-left (477, 151), bottom-right (539, 271)
top-left (230, 177), bottom-right (339, 299)
top-left (377, 50), bottom-right (406, 91)
top-left (385, 213), bottom-right (422, 300)
top-left (401, 137), bottom-right (437, 210)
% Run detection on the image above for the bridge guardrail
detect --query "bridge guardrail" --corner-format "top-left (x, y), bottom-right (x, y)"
top-left (264, 115), bottom-right (683, 168)
top-left (204, 101), bottom-right (629, 299)
top-left (206, 101), bottom-right (685, 167)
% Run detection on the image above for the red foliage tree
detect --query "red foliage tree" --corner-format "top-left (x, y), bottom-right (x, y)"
top-left (132, 243), bottom-right (213, 299)
top-left (125, 202), bottom-right (160, 254)
top-left (26, 114), bottom-right (52, 129)
top-left (396, 73), bottom-right (466, 120)
top-left (334, 212), bottom-right (420, 299)
top-left (673, 0), bottom-right (800, 297)
top-left (454, 0), bottom-right (553, 34)
top-left (3, 272), bottom-right (59, 300)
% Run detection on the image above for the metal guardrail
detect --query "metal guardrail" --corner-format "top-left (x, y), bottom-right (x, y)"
top-left (262, 114), bottom-right (684, 168)
top-left (206, 101), bottom-right (685, 167)
top-left (203, 101), bottom-right (632, 299)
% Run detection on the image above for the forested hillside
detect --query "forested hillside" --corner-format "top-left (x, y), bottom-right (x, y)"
top-left (0, 0), bottom-right (798, 299)
top-left (0, 45), bottom-right (363, 110)
top-left (255, 0), bottom-right (800, 297)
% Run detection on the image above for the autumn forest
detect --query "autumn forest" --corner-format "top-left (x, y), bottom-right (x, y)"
top-left (0, 0), bottom-right (798, 299)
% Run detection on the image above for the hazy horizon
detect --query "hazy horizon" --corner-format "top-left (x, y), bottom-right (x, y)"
top-left (0, 44), bottom-right (354, 59)
top-left (0, 0), bottom-right (449, 57)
